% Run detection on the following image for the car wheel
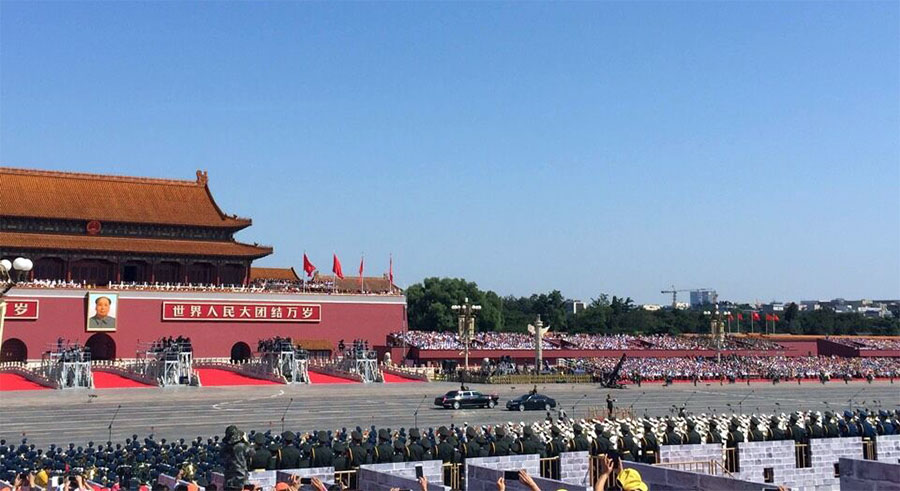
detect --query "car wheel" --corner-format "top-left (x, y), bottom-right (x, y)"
top-left (545, 403), bottom-right (551, 411)
top-left (453, 401), bottom-right (461, 410)
top-left (519, 405), bottom-right (526, 412)
top-left (488, 400), bottom-right (495, 408)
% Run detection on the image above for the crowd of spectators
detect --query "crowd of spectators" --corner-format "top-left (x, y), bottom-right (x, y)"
top-left (826, 337), bottom-right (900, 350)
top-left (14, 279), bottom-right (85, 289)
top-left (558, 334), bottom-right (642, 350)
top-left (390, 331), bottom-right (786, 352)
top-left (587, 355), bottom-right (900, 381)
top-left (12, 280), bottom-right (397, 296)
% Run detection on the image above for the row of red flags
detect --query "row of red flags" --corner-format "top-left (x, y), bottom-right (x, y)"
top-left (726, 312), bottom-right (780, 322)
top-left (301, 253), bottom-right (393, 285)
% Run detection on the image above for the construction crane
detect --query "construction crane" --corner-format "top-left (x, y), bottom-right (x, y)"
top-left (660, 285), bottom-right (713, 309)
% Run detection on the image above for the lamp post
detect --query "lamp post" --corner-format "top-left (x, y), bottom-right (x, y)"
top-left (709, 292), bottom-right (725, 364)
top-left (0, 257), bottom-right (34, 359)
top-left (451, 297), bottom-right (481, 373)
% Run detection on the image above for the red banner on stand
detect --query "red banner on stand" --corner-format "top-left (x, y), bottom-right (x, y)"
top-left (162, 302), bottom-right (321, 322)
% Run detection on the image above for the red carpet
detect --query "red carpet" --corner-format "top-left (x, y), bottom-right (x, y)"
top-left (382, 372), bottom-right (423, 383)
top-left (0, 373), bottom-right (49, 391)
top-left (308, 371), bottom-right (358, 384)
top-left (92, 371), bottom-right (153, 389)
top-left (195, 368), bottom-right (280, 386)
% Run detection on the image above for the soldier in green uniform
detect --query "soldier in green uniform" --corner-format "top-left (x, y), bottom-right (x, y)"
top-left (331, 441), bottom-right (349, 472)
top-left (807, 413), bottom-right (825, 439)
top-left (726, 419), bottom-right (743, 472)
top-left (419, 434), bottom-right (434, 461)
top-left (747, 417), bottom-right (765, 442)
top-left (823, 412), bottom-right (840, 438)
top-left (474, 428), bottom-right (490, 458)
top-left (662, 420), bottom-right (683, 446)
top-left (706, 420), bottom-right (723, 444)
top-left (277, 432), bottom-right (301, 470)
top-left (768, 416), bottom-right (786, 441)
top-left (591, 425), bottom-right (613, 456)
top-left (618, 424), bottom-right (640, 462)
top-left (570, 424), bottom-right (590, 452)
top-left (685, 420), bottom-right (702, 444)
top-left (391, 439), bottom-right (408, 463)
top-left (406, 429), bottom-right (426, 462)
top-left (435, 427), bottom-right (457, 464)
top-left (374, 429), bottom-right (393, 464)
top-left (460, 427), bottom-right (482, 462)
top-left (346, 431), bottom-right (368, 468)
top-left (310, 431), bottom-right (333, 468)
top-left (249, 433), bottom-right (273, 470)
top-left (546, 426), bottom-right (567, 458)
top-left (519, 427), bottom-right (546, 457)
top-left (640, 421), bottom-right (659, 464)
top-left (490, 426), bottom-right (513, 456)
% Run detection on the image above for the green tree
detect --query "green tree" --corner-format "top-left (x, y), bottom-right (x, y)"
top-left (405, 277), bottom-right (501, 332)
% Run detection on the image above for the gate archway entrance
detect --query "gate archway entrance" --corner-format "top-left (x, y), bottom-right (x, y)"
top-left (86, 333), bottom-right (116, 360)
top-left (0, 338), bottom-right (27, 362)
top-left (230, 342), bottom-right (251, 362)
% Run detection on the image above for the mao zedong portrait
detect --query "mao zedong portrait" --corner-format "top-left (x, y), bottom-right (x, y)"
top-left (89, 296), bottom-right (116, 330)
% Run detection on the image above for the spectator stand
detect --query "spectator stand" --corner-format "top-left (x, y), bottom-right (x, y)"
top-left (39, 341), bottom-right (93, 389)
top-left (336, 347), bottom-right (382, 383)
top-left (257, 337), bottom-right (310, 384)
top-left (135, 339), bottom-right (196, 387)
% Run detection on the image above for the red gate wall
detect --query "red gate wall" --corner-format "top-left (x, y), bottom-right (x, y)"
top-left (2, 289), bottom-right (406, 360)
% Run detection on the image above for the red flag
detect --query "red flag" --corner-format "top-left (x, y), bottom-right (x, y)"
top-left (727, 313), bottom-right (734, 320)
top-left (358, 256), bottom-right (364, 289)
top-left (737, 313), bottom-right (743, 321)
top-left (388, 255), bottom-right (394, 285)
top-left (774, 314), bottom-right (780, 322)
top-left (332, 253), bottom-right (344, 279)
top-left (764, 314), bottom-right (772, 322)
top-left (302, 253), bottom-right (316, 278)
top-left (752, 312), bottom-right (760, 321)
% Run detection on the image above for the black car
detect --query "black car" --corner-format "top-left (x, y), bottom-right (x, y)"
top-left (434, 390), bottom-right (500, 409)
top-left (505, 393), bottom-right (557, 411)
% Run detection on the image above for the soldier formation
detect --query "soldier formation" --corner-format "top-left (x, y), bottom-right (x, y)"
top-left (2, 406), bottom-right (897, 489)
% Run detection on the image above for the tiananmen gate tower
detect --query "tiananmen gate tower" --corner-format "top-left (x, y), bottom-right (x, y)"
top-left (0, 167), bottom-right (406, 362)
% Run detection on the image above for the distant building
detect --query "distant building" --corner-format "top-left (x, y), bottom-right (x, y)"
top-left (564, 300), bottom-right (586, 315)
top-left (799, 300), bottom-right (820, 312)
top-left (642, 304), bottom-right (662, 311)
top-left (689, 290), bottom-right (716, 307)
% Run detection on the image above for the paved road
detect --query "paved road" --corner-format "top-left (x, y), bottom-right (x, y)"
top-left (1, 380), bottom-right (897, 447)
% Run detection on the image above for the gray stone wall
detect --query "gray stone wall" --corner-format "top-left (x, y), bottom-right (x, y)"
top-left (462, 454), bottom-right (539, 488)
top-left (210, 470), bottom-right (279, 490)
top-left (357, 460), bottom-right (447, 491)
top-left (877, 434), bottom-right (900, 464)
top-left (733, 437), bottom-right (863, 491)
top-left (659, 443), bottom-right (724, 467)
top-left (626, 461), bottom-right (772, 491)
top-left (276, 467), bottom-right (335, 487)
top-left (734, 440), bottom-right (795, 485)
top-left (559, 451), bottom-right (591, 487)
top-left (211, 469), bottom-right (335, 491)
top-left (465, 464), bottom-right (590, 491)
top-left (838, 458), bottom-right (900, 491)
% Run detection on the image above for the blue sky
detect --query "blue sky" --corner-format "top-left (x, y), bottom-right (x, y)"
top-left (1, 1), bottom-right (898, 304)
